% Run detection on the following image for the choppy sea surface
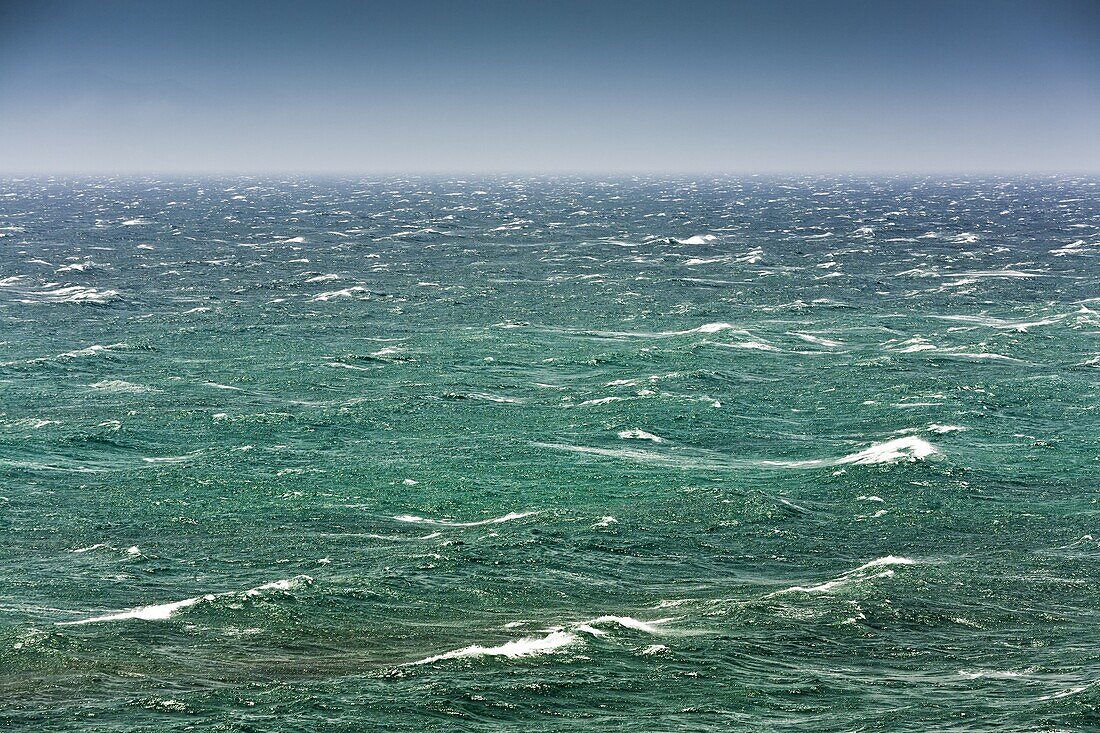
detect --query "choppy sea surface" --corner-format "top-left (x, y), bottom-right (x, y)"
top-left (1, 177), bottom-right (1098, 731)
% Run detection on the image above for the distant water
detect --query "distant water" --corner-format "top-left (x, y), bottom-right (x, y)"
top-left (1, 177), bottom-right (1098, 731)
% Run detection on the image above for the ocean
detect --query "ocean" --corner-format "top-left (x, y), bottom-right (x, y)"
top-left (1, 176), bottom-right (1097, 731)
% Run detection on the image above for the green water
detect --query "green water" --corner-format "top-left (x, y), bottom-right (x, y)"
top-left (1, 177), bottom-right (1097, 731)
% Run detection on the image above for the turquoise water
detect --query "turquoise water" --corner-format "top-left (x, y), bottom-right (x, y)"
top-left (1, 177), bottom-right (1097, 731)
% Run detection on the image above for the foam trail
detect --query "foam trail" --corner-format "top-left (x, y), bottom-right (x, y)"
top-left (56, 575), bottom-right (312, 626)
top-left (537, 436), bottom-right (937, 470)
top-left (393, 511), bottom-right (538, 527)
top-left (70, 543), bottom-right (110, 554)
top-left (57, 595), bottom-right (212, 625)
top-left (771, 556), bottom-right (915, 596)
top-left (761, 436), bottom-right (937, 468)
top-left (410, 613), bottom-right (672, 665)
top-left (835, 436), bottom-right (937, 465)
top-left (412, 631), bottom-right (578, 664)
top-left (585, 615), bottom-right (673, 634)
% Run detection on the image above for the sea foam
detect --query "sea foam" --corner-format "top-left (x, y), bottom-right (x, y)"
top-left (409, 614), bottom-right (672, 665)
top-left (56, 575), bottom-right (313, 626)
top-left (393, 511), bottom-right (538, 527)
top-left (772, 556), bottom-right (916, 596)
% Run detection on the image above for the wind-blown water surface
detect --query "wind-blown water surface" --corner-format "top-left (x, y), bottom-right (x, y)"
top-left (1, 177), bottom-right (1097, 731)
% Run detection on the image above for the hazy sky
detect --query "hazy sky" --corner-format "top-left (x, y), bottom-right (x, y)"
top-left (0, 0), bottom-right (1097, 173)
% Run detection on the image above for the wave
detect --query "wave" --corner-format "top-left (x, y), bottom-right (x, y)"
top-left (56, 575), bottom-right (312, 626)
top-left (393, 511), bottom-right (538, 527)
top-left (55, 261), bottom-right (110, 273)
top-left (536, 436), bottom-right (938, 470)
top-left (312, 286), bottom-right (369, 301)
top-left (576, 396), bottom-right (629, 407)
top-left (676, 234), bottom-right (718, 245)
top-left (516, 322), bottom-right (742, 340)
top-left (771, 556), bottom-right (915, 596)
top-left (57, 343), bottom-right (128, 359)
top-left (410, 614), bottom-right (672, 665)
top-left (582, 615), bottom-right (673, 635)
top-left (790, 332), bottom-right (843, 348)
top-left (412, 630), bottom-right (578, 664)
top-left (1050, 239), bottom-right (1095, 256)
top-left (931, 313), bottom-right (1065, 332)
top-left (617, 429), bottom-right (665, 443)
top-left (835, 436), bottom-right (937, 466)
top-left (760, 436), bottom-right (937, 468)
top-left (89, 379), bottom-right (158, 394)
top-left (70, 543), bottom-right (110, 554)
top-left (17, 285), bottom-right (121, 305)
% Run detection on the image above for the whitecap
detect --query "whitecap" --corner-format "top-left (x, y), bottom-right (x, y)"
top-left (758, 437), bottom-right (937, 468)
top-left (585, 615), bottom-right (673, 634)
top-left (393, 511), bottom-right (538, 527)
top-left (70, 543), bottom-right (110, 554)
top-left (790, 332), bottom-right (843, 347)
top-left (411, 630), bottom-right (578, 664)
top-left (312, 286), bottom-right (369, 301)
top-left (537, 435), bottom-right (937, 471)
top-left (958, 669), bottom-right (1026, 680)
top-left (577, 396), bottom-right (628, 407)
top-left (20, 285), bottom-right (121, 305)
top-left (58, 595), bottom-right (211, 625)
top-left (410, 613), bottom-right (672, 665)
top-left (893, 338), bottom-right (938, 353)
top-left (89, 380), bottom-right (157, 394)
top-left (772, 556), bottom-right (915, 596)
top-left (617, 429), bottom-right (664, 443)
top-left (465, 392), bottom-right (523, 404)
top-left (676, 234), bottom-right (718, 245)
top-left (683, 255), bottom-right (729, 266)
top-left (932, 313), bottom-right (1065, 332)
top-left (834, 437), bottom-right (937, 466)
top-left (57, 343), bottom-right (127, 359)
top-left (55, 261), bottom-right (108, 273)
top-left (56, 575), bottom-right (312, 626)
top-left (7, 418), bottom-right (59, 429)
top-left (689, 322), bottom-right (736, 334)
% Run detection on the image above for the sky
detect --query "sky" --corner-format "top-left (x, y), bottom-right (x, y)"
top-left (0, 0), bottom-right (1097, 174)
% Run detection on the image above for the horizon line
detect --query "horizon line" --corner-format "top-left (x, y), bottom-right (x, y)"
top-left (2, 169), bottom-right (1099, 179)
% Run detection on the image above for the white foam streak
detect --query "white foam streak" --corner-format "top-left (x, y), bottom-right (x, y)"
top-left (758, 437), bottom-right (937, 468)
top-left (412, 631), bottom-right (578, 664)
top-left (89, 380), bottom-right (158, 394)
top-left (835, 436), bottom-right (937, 466)
top-left (393, 511), bottom-right (538, 527)
top-left (312, 286), bottom-right (369, 301)
top-left (772, 557), bottom-right (915, 596)
top-left (70, 543), bottom-right (110, 554)
top-left (538, 436), bottom-right (938, 470)
top-left (586, 615), bottom-right (673, 634)
top-left (56, 575), bottom-right (312, 626)
top-left (19, 285), bottom-right (121, 304)
top-left (410, 613), bottom-right (672, 665)
top-left (617, 429), bottom-right (665, 443)
top-left (59, 596), bottom-right (210, 625)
